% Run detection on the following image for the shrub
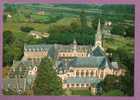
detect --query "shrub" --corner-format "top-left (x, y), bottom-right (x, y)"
top-left (20, 26), bottom-right (34, 33)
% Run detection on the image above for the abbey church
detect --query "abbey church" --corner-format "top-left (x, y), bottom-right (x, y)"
top-left (3, 20), bottom-right (125, 95)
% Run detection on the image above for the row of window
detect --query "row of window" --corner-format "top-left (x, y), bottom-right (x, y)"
top-left (25, 48), bottom-right (48, 52)
top-left (28, 58), bottom-right (42, 60)
top-left (25, 52), bottom-right (48, 56)
top-left (59, 53), bottom-right (86, 57)
top-left (66, 83), bottom-right (90, 88)
top-left (75, 71), bottom-right (104, 78)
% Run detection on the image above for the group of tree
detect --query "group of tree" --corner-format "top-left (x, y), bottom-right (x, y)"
top-left (3, 31), bottom-right (24, 67)
top-left (101, 5), bottom-right (134, 14)
top-left (44, 10), bottom-right (96, 45)
top-left (33, 57), bottom-right (63, 95)
top-left (99, 73), bottom-right (133, 96)
top-left (20, 26), bottom-right (34, 33)
top-left (111, 24), bottom-right (134, 38)
top-left (99, 47), bottom-right (134, 96)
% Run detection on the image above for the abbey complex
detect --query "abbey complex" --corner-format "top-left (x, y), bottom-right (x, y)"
top-left (3, 20), bottom-right (125, 95)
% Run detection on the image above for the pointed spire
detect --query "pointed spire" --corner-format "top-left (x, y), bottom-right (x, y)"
top-left (97, 19), bottom-right (101, 34)
top-left (94, 19), bottom-right (103, 48)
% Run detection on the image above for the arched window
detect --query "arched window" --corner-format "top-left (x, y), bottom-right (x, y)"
top-left (76, 71), bottom-right (79, 76)
top-left (96, 70), bottom-right (98, 77)
top-left (86, 71), bottom-right (89, 76)
top-left (91, 71), bottom-right (94, 76)
top-left (81, 71), bottom-right (84, 77)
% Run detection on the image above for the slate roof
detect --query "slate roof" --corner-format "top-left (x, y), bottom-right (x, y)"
top-left (56, 60), bottom-right (70, 74)
top-left (3, 78), bottom-right (27, 92)
top-left (69, 56), bottom-right (111, 68)
top-left (90, 46), bottom-right (105, 56)
top-left (24, 44), bottom-right (91, 54)
top-left (3, 76), bottom-right (35, 93)
top-left (10, 60), bottom-right (37, 78)
top-left (64, 77), bottom-right (101, 84)
top-left (24, 44), bottom-right (53, 52)
top-left (56, 45), bottom-right (91, 52)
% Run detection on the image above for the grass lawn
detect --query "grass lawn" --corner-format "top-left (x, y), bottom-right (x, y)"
top-left (69, 88), bottom-right (91, 96)
top-left (104, 35), bottom-right (134, 52)
top-left (4, 22), bottom-right (50, 32)
top-left (102, 89), bottom-right (124, 96)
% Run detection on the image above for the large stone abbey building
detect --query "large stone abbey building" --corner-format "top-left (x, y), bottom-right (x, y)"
top-left (3, 20), bottom-right (125, 95)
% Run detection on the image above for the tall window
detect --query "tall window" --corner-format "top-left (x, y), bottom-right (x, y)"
top-left (76, 71), bottom-right (79, 76)
top-left (100, 71), bottom-right (104, 79)
top-left (86, 71), bottom-right (89, 77)
top-left (81, 71), bottom-right (84, 77)
top-left (91, 71), bottom-right (94, 76)
top-left (96, 70), bottom-right (98, 77)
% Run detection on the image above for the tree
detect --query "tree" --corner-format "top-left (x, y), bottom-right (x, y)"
top-left (33, 57), bottom-right (63, 95)
top-left (91, 18), bottom-right (98, 30)
top-left (3, 14), bottom-right (7, 22)
top-left (4, 4), bottom-right (17, 14)
top-left (99, 75), bottom-right (121, 92)
top-left (70, 21), bottom-right (80, 31)
top-left (20, 26), bottom-right (34, 33)
top-left (3, 30), bottom-right (14, 45)
top-left (3, 45), bottom-right (14, 66)
top-left (125, 25), bottom-right (134, 38)
top-left (12, 40), bottom-right (24, 60)
top-left (111, 24), bottom-right (125, 35)
top-left (79, 10), bottom-right (87, 28)
top-left (109, 47), bottom-right (134, 96)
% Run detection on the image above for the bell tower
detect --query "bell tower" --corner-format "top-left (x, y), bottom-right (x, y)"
top-left (95, 19), bottom-right (102, 47)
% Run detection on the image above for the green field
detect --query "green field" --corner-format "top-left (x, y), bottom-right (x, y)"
top-left (64, 88), bottom-right (91, 96)
top-left (102, 90), bottom-right (124, 96)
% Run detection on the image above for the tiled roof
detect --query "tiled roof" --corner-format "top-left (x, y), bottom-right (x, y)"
top-left (64, 77), bottom-right (101, 84)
